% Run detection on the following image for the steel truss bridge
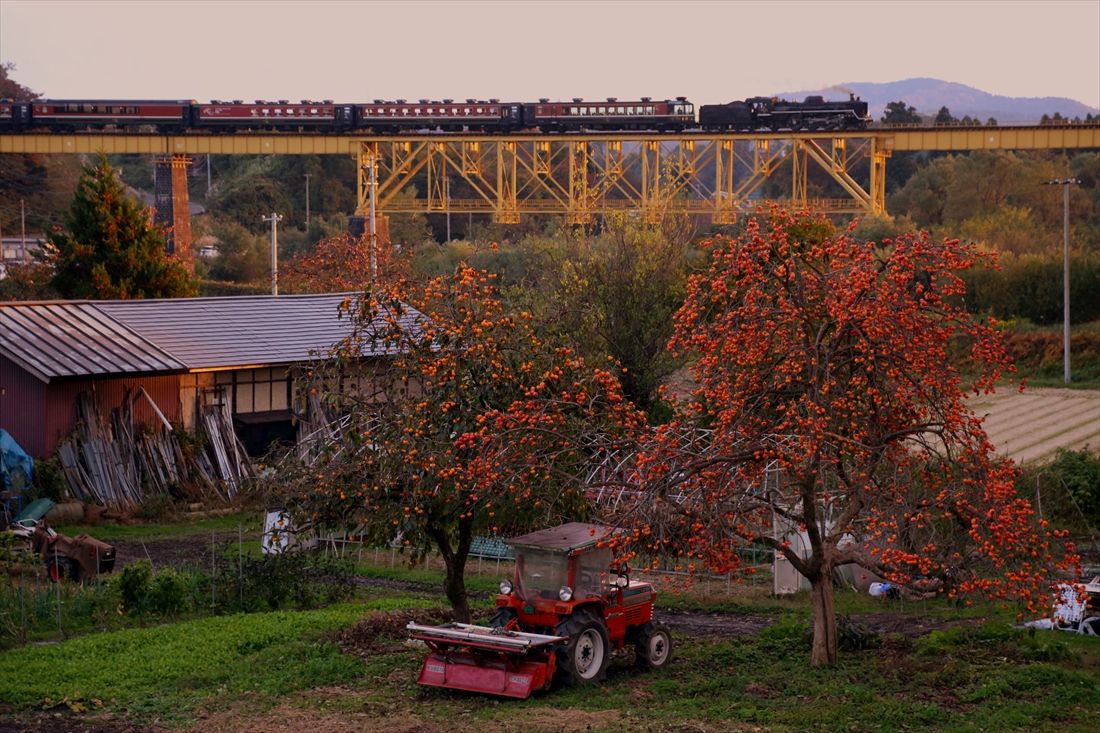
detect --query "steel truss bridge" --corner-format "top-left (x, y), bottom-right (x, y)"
top-left (2, 126), bottom-right (1098, 223)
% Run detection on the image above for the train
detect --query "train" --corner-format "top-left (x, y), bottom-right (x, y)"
top-left (0, 94), bottom-right (869, 134)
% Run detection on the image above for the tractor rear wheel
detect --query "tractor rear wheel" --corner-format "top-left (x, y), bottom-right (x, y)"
top-left (635, 621), bottom-right (673, 670)
top-left (45, 557), bottom-right (73, 583)
top-left (554, 610), bottom-right (610, 685)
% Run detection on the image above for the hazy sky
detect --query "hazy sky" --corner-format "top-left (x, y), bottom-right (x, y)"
top-left (2, 0), bottom-right (1098, 108)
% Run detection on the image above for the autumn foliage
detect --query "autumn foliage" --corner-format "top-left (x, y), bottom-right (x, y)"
top-left (280, 233), bottom-right (408, 294)
top-left (285, 264), bottom-right (642, 620)
top-left (613, 208), bottom-right (1077, 665)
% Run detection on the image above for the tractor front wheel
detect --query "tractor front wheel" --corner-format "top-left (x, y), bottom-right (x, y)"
top-left (555, 610), bottom-right (610, 685)
top-left (46, 557), bottom-right (73, 583)
top-left (635, 621), bottom-right (673, 670)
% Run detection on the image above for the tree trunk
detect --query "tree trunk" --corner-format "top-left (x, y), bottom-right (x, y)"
top-left (810, 573), bottom-right (838, 667)
top-left (443, 552), bottom-right (470, 623)
top-left (430, 520), bottom-right (473, 623)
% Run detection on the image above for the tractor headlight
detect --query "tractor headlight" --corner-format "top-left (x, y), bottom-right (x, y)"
top-left (499, 579), bottom-right (513, 595)
top-left (558, 585), bottom-right (574, 602)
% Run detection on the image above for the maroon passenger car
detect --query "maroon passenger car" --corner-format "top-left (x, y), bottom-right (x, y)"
top-left (526, 97), bottom-right (695, 131)
top-left (354, 99), bottom-right (523, 132)
top-left (28, 100), bottom-right (192, 131)
top-left (193, 100), bottom-right (353, 131)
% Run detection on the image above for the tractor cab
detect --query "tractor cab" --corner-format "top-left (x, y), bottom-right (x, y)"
top-left (506, 523), bottom-right (615, 602)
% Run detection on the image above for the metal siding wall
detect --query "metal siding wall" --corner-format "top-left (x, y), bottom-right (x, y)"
top-left (42, 374), bottom-right (181, 458)
top-left (0, 354), bottom-right (48, 457)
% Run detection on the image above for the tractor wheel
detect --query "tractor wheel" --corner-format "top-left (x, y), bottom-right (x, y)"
top-left (554, 610), bottom-right (610, 685)
top-left (490, 608), bottom-right (518, 631)
top-left (634, 621), bottom-right (673, 670)
top-left (45, 557), bottom-right (73, 583)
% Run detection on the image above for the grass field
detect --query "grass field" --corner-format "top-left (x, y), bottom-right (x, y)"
top-left (1, 550), bottom-right (1098, 733)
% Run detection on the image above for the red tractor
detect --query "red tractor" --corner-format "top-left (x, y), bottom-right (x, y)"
top-left (407, 522), bottom-right (671, 698)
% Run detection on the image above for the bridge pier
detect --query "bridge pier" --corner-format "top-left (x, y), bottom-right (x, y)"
top-left (153, 154), bottom-right (194, 272)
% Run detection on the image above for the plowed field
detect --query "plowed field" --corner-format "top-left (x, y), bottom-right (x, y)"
top-left (970, 387), bottom-right (1100, 463)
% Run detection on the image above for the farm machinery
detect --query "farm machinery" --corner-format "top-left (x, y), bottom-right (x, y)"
top-left (9, 499), bottom-right (116, 582)
top-left (407, 522), bottom-right (671, 698)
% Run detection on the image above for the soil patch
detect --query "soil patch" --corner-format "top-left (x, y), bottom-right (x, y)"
top-left (854, 611), bottom-right (973, 638)
top-left (661, 610), bottom-right (772, 636)
top-left (336, 608), bottom-right (455, 658)
top-left (111, 532), bottom-right (244, 570)
top-left (0, 711), bottom-right (157, 733)
top-left (661, 609), bottom-right (972, 639)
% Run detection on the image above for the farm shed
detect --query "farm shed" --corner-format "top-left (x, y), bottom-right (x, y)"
top-left (0, 293), bottom-right (413, 459)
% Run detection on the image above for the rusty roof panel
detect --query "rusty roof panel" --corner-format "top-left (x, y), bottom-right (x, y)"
top-left (0, 302), bottom-right (185, 382)
top-left (508, 523), bottom-right (618, 554)
top-left (98, 292), bottom-right (419, 370)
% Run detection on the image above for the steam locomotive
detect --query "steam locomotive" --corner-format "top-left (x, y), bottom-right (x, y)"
top-left (0, 95), bottom-right (869, 134)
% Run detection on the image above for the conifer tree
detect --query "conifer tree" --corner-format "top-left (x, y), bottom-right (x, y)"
top-left (49, 154), bottom-right (194, 299)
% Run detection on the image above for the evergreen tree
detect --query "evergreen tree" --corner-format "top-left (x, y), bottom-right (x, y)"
top-left (881, 100), bottom-right (921, 124)
top-left (934, 106), bottom-right (957, 125)
top-left (49, 154), bottom-right (194, 299)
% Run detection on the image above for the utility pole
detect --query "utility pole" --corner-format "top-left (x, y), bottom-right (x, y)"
top-left (206, 155), bottom-right (212, 195)
top-left (1045, 178), bottom-right (1078, 384)
top-left (262, 212), bottom-right (283, 296)
top-left (445, 176), bottom-right (451, 243)
top-left (304, 173), bottom-right (312, 230)
top-left (367, 154), bottom-right (378, 280)
top-left (20, 199), bottom-right (26, 255)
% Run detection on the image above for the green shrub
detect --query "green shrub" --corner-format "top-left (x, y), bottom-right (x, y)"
top-left (962, 252), bottom-right (1100, 324)
top-left (115, 561), bottom-right (152, 617)
top-left (206, 550), bottom-right (354, 614)
top-left (148, 569), bottom-right (188, 617)
top-left (1016, 448), bottom-right (1100, 529)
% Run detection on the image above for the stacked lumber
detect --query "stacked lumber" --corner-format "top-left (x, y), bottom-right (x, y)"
top-left (199, 401), bottom-right (252, 499)
top-left (294, 393), bottom-right (351, 464)
top-left (56, 389), bottom-right (252, 509)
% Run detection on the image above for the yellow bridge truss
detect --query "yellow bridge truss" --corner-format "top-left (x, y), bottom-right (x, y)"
top-left (356, 134), bottom-right (887, 224)
top-left (2, 126), bottom-right (1097, 223)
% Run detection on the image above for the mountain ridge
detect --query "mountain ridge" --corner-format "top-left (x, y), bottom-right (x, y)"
top-left (773, 78), bottom-right (1098, 123)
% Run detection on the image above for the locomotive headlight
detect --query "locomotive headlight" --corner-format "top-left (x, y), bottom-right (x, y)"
top-left (499, 579), bottom-right (513, 595)
top-left (558, 585), bottom-right (574, 602)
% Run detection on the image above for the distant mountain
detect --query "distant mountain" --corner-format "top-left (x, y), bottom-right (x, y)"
top-left (773, 78), bottom-right (1098, 124)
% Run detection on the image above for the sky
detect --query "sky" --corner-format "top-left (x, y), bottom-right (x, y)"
top-left (1, 0), bottom-right (1098, 108)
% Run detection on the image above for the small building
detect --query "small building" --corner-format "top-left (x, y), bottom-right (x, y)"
top-left (0, 292), bottom-right (414, 458)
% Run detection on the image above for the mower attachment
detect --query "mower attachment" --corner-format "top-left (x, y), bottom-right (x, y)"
top-left (407, 622), bottom-right (565, 698)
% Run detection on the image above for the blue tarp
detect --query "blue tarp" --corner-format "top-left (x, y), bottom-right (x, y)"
top-left (0, 429), bottom-right (33, 492)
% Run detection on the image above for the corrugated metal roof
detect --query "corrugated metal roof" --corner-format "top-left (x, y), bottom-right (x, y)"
top-left (97, 292), bottom-right (420, 370)
top-left (0, 302), bottom-right (186, 382)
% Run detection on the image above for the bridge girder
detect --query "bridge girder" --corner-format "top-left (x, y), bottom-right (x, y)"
top-left (3, 125), bottom-right (1098, 223)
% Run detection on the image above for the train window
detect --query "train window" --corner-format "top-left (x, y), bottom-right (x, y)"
top-left (567, 107), bottom-right (575, 115)
top-left (476, 107), bottom-right (483, 113)
top-left (647, 106), bottom-right (655, 114)
top-left (686, 104), bottom-right (694, 113)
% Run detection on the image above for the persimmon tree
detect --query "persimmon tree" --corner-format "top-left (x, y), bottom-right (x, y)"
top-left (285, 264), bottom-right (642, 621)
top-left (618, 208), bottom-right (1077, 666)
top-left (280, 233), bottom-right (408, 293)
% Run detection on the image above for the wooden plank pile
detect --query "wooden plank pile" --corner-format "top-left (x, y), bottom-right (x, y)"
top-left (56, 389), bottom-right (252, 510)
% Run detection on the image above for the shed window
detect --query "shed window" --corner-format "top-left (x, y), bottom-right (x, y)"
top-left (221, 367), bottom-right (290, 414)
